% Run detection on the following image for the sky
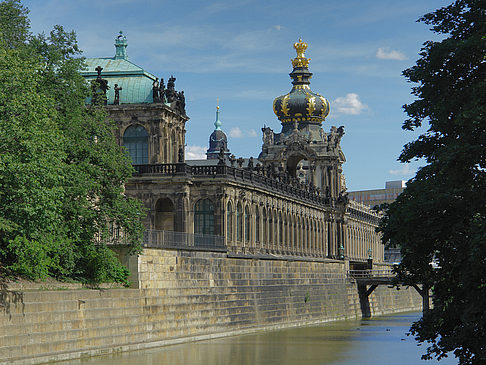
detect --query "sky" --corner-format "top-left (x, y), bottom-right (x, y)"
top-left (23, 0), bottom-right (451, 191)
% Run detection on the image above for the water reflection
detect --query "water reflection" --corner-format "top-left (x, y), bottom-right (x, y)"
top-left (64, 312), bottom-right (457, 365)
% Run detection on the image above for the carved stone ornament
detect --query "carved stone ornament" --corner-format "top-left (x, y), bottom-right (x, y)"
top-left (286, 129), bottom-right (309, 143)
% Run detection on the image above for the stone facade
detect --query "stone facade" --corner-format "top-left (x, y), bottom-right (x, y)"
top-left (108, 103), bottom-right (188, 165)
top-left (0, 250), bottom-right (421, 365)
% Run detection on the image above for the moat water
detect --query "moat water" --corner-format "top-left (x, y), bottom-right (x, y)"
top-left (62, 312), bottom-right (457, 365)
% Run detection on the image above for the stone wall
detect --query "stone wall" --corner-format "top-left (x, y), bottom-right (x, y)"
top-left (0, 249), bottom-right (422, 364)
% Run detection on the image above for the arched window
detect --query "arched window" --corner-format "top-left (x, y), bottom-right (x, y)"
top-left (293, 216), bottom-right (297, 251)
top-left (255, 207), bottom-right (260, 244)
top-left (123, 125), bottom-right (148, 164)
top-left (245, 206), bottom-right (250, 243)
top-left (279, 212), bottom-right (283, 246)
top-left (262, 208), bottom-right (267, 245)
top-left (194, 199), bottom-right (214, 235)
top-left (268, 210), bottom-right (273, 245)
top-left (237, 202), bottom-right (243, 242)
top-left (303, 218), bottom-right (308, 251)
top-left (226, 201), bottom-right (233, 243)
top-left (155, 198), bottom-right (175, 231)
top-left (273, 211), bottom-right (278, 246)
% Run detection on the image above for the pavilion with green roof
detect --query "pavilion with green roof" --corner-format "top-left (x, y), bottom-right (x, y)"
top-left (81, 31), bottom-right (160, 105)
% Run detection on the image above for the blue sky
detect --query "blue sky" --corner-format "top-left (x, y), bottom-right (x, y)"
top-left (24, 0), bottom-right (450, 191)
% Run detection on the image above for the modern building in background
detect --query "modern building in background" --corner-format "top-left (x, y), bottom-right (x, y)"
top-left (348, 180), bottom-right (406, 208)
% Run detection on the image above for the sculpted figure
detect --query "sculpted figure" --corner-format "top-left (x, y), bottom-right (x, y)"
top-left (336, 126), bottom-right (345, 144)
top-left (218, 147), bottom-right (226, 165)
top-left (165, 76), bottom-right (177, 103)
top-left (177, 91), bottom-right (186, 114)
top-left (114, 84), bottom-right (122, 105)
top-left (178, 145), bottom-right (184, 163)
top-left (237, 157), bottom-right (244, 168)
top-left (91, 66), bottom-right (109, 105)
top-left (158, 78), bottom-right (165, 102)
top-left (152, 78), bottom-right (160, 102)
top-left (262, 127), bottom-right (274, 146)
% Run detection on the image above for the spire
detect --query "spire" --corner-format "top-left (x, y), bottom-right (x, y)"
top-left (114, 31), bottom-right (128, 60)
top-left (214, 103), bottom-right (222, 131)
top-left (289, 38), bottom-right (312, 90)
top-left (207, 101), bottom-right (229, 160)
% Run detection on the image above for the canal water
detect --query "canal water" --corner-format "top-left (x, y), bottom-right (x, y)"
top-left (63, 312), bottom-right (457, 365)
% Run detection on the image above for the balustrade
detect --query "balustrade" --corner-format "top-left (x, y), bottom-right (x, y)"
top-left (143, 230), bottom-right (225, 250)
top-left (132, 163), bottom-right (330, 207)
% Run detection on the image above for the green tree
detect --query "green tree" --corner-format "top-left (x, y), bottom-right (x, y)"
top-left (378, 1), bottom-right (486, 363)
top-left (0, 0), bottom-right (145, 284)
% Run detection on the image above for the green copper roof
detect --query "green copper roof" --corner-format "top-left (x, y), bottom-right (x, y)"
top-left (80, 32), bottom-right (158, 105)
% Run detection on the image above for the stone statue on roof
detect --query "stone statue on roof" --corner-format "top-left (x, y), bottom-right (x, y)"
top-left (114, 84), bottom-right (122, 105)
top-left (177, 91), bottom-right (186, 115)
top-left (152, 78), bottom-right (160, 102)
top-left (165, 76), bottom-right (177, 103)
top-left (91, 66), bottom-right (109, 105)
top-left (159, 78), bottom-right (165, 103)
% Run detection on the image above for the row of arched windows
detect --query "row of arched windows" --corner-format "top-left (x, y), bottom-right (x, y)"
top-left (346, 221), bottom-right (382, 261)
top-left (155, 197), bottom-right (380, 261)
top-left (225, 200), bottom-right (328, 257)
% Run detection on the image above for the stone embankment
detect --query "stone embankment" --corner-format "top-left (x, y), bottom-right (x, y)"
top-left (0, 249), bottom-right (421, 364)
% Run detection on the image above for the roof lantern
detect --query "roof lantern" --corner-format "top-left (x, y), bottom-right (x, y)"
top-left (114, 31), bottom-right (128, 60)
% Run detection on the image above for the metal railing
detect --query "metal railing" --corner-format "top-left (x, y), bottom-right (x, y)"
top-left (143, 230), bottom-right (226, 251)
top-left (347, 269), bottom-right (395, 279)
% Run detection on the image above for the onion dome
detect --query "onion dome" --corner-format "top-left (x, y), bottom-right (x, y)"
top-left (273, 39), bottom-right (330, 125)
top-left (206, 106), bottom-right (230, 160)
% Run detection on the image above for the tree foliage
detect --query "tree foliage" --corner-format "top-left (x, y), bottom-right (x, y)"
top-left (378, 1), bottom-right (486, 363)
top-left (0, 0), bottom-right (145, 284)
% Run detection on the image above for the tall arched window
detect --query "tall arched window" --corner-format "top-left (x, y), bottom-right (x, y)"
top-left (255, 207), bottom-right (260, 244)
top-left (155, 198), bottom-right (175, 231)
top-left (226, 201), bottom-right (233, 243)
top-left (262, 208), bottom-right (267, 245)
top-left (279, 212), bottom-right (283, 246)
top-left (237, 202), bottom-right (243, 242)
top-left (244, 206), bottom-right (250, 243)
top-left (273, 211), bottom-right (278, 247)
top-left (123, 125), bottom-right (148, 164)
top-left (293, 216), bottom-right (297, 251)
top-left (194, 199), bottom-right (214, 235)
top-left (268, 210), bottom-right (273, 245)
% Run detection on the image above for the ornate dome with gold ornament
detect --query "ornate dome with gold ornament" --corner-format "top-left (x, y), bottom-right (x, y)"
top-left (273, 39), bottom-right (330, 126)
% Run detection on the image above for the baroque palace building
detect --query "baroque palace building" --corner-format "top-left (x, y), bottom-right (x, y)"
top-left (81, 32), bottom-right (383, 266)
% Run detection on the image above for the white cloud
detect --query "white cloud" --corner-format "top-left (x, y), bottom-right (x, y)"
top-left (229, 127), bottom-right (258, 138)
top-left (333, 93), bottom-right (368, 115)
top-left (185, 145), bottom-right (207, 160)
top-left (274, 25), bottom-right (283, 31)
top-left (389, 164), bottom-right (415, 176)
top-left (229, 127), bottom-right (244, 138)
top-left (376, 47), bottom-right (407, 61)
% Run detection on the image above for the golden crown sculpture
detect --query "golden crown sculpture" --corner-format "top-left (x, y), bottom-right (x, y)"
top-left (291, 38), bottom-right (310, 68)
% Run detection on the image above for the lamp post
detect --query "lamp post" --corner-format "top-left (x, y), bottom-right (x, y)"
top-left (367, 247), bottom-right (373, 270)
top-left (339, 244), bottom-right (344, 260)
